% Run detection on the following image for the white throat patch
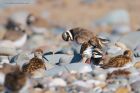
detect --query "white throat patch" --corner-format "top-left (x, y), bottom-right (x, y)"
top-left (66, 30), bottom-right (74, 40)
top-left (83, 46), bottom-right (93, 58)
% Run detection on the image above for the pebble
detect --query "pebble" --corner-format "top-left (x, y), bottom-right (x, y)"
top-left (0, 46), bottom-right (17, 56)
top-left (115, 87), bottom-right (129, 93)
top-left (131, 80), bottom-right (140, 93)
top-left (73, 80), bottom-right (92, 88)
top-left (134, 61), bottom-right (140, 69)
top-left (49, 78), bottom-right (67, 87)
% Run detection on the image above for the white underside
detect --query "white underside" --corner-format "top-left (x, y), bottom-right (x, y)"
top-left (31, 26), bottom-right (47, 34)
top-left (106, 62), bottom-right (134, 73)
top-left (83, 47), bottom-right (103, 58)
top-left (0, 72), bottom-right (5, 85)
top-left (0, 34), bottom-right (27, 48)
top-left (13, 34), bottom-right (27, 48)
top-left (83, 47), bottom-right (93, 58)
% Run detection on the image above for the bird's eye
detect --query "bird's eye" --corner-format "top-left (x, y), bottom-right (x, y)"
top-left (93, 45), bottom-right (97, 48)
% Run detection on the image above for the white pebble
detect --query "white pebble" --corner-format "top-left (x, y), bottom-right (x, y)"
top-left (49, 78), bottom-right (67, 87)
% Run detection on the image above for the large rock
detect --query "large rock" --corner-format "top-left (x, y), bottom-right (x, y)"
top-left (112, 25), bottom-right (131, 35)
top-left (117, 31), bottom-right (140, 49)
top-left (45, 63), bottom-right (92, 77)
top-left (95, 9), bottom-right (130, 26)
top-left (43, 53), bottom-right (81, 65)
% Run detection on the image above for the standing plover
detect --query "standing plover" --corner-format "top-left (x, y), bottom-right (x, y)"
top-left (4, 66), bottom-right (27, 93)
top-left (5, 11), bottom-right (29, 30)
top-left (88, 36), bottom-right (110, 49)
top-left (101, 50), bottom-right (132, 69)
top-left (80, 42), bottom-right (103, 64)
top-left (62, 27), bottom-right (95, 44)
top-left (22, 49), bottom-right (47, 74)
top-left (80, 34), bottom-right (109, 64)
top-left (0, 25), bottom-right (26, 63)
top-left (2, 24), bottom-right (28, 48)
top-left (26, 14), bottom-right (49, 34)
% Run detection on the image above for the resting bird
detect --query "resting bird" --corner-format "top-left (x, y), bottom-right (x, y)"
top-left (101, 50), bottom-right (132, 69)
top-left (22, 49), bottom-right (47, 74)
top-left (4, 66), bottom-right (27, 93)
top-left (26, 13), bottom-right (50, 34)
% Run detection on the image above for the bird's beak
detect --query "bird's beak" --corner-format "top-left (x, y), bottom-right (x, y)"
top-left (42, 55), bottom-right (49, 61)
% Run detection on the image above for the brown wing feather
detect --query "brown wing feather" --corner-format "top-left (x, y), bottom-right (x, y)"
top-left (3, 31), bottom-right (23, 41)
top-left (22, 57), bottom-right (46, 73)
top-left (4, 71), bottom-right (26, 91)
top-left (75, 31), bottom-right (94, 44)
top-left (102, 55), bottom-right (131, 68)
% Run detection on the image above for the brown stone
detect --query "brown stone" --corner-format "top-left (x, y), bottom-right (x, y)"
top-left (0, 28), bottom-right (6, 40)
top-left (134, 62), bottom-right (140, 68)
top-left (115, 87), bottom-right (129, 93)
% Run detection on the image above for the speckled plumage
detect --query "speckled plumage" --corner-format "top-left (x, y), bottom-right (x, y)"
top-left (22, 49), bottom-right (46, 74)
top-left (101, 50), bottom-right (132, 69)
top-left (22, 57), bottom-right (46, 73)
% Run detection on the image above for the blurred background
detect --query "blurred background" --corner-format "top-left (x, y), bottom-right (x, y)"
top-left (0, 0), bottom-right (140, 51)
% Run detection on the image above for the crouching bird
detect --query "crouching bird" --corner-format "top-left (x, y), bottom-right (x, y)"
top-left (101, 50), bottom-right (132, 69)
top-left (4, 66), bottom-right (27, 93)
top-left (22, 49), bottom-right (47, 75)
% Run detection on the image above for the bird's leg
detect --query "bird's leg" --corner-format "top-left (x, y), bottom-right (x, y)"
top-left (82, 57), bottom-right (87, 63)
top-left (7, 56), bottom-right (10, 62)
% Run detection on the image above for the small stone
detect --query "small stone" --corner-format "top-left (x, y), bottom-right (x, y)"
top-left (44, 90), bottom-right (53, 93)
top-left (115, 87), bottom-right (129, 93)
top-left (73, 80), bottom-right (92, 88)
top-left (0, 72), bottom-right (5, 85)
top-left (92, 87), bottom-right (102, 93)
top-left (0, 26), bottom-right (6, 39)
top-left (49, 78), bottom-right (67, 87)
top-left (0, 46), bottom-right (17, 56)
top-left (131, 80), bottom-right (140, 93)
top-left (134, 62), bottom-right (140, 69)
top-left (31, 88), bottom-right (43, 93)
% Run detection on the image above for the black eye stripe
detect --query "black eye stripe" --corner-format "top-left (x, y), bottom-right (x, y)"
top-left (64, 32), bottom-right (70, 41)
top-left (92, 49), bottom-right (103, 54)
top-left (66, 32), bottom-right (70, 37)
top-left (93, 45), bottom-right (97, 48)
